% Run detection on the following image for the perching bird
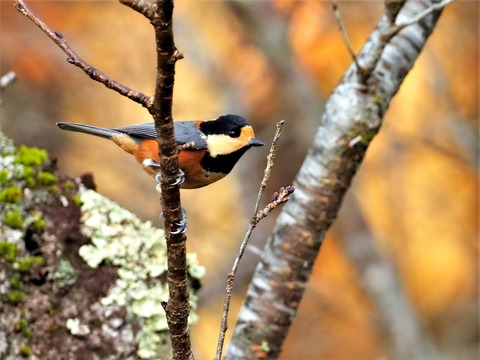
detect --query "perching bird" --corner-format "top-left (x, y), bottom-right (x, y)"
top-left (56, 114), bottom-right (264, 189)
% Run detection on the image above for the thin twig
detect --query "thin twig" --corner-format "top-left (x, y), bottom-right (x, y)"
top-left (332, 0), bottom-right (362, 73)
top-left (383, 0), bottom-right (454, 40)
top-left (119, 0), bottom-right (156, 21)
top-left (252, 120), bottom-right (285, 215)
top-left (214, 120), bottom-right (295, 360)
top-left (14, 0), bottom-right (152, 109)
top-left (0, 71), bottom-right (17, 91)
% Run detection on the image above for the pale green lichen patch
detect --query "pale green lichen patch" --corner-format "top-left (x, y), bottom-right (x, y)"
top-left (54, 259), bottom-right (78, 288)
top-left (65, 318), bottom-right (91, 337)
top-left (78, 189), bottom-right (205, 359)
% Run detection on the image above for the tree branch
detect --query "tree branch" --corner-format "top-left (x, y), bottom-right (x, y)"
top-left (119, 0), bottom-right (156, 21)
top-left (148, 1), bottom-right (191, 359)
top-left (383, 0), bottom-right (454, 40)
top-left (351, 0), bottom-right (452, 81)
top-left (215, 120), bottom-right (294, 360)
top-left (226, 1), bottom-right (451, 358)
top-left (332, 0), bottom-right (362, 73)
top-left (14, 0), bottom-right (152, 109)
top-left (384, 0), bottom-right (407, 23)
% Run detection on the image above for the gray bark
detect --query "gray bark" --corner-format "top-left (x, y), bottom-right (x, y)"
top-left (226, 0), bottom-right (447, 358)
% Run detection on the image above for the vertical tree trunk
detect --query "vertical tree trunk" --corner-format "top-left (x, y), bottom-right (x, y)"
top-left (226, 0), bottom-right (446, 358)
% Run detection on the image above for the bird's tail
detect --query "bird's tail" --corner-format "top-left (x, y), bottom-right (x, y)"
top-left (56, 122), bottom-right (120, 139)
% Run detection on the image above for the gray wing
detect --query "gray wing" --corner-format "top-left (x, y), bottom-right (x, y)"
top-left (173, 121), bottom-right (207, 149)
top-left (114, 121), bottom-right (207, 150)
top-left (114, 122), bottom-right (157, 139)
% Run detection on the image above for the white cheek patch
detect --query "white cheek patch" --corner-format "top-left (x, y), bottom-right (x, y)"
top-left (206, 126), bottom-right (255, 157)
top-left (206, 134), bottom-right (244, 157)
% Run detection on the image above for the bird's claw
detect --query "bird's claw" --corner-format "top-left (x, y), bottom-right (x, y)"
top-left (172, 168), bottom-right (185, 186)
top-left (159, 208), bottom-right (187, 234)
top-left (145, 157), bottom-right (184, 192)
top-left (154, 169), bottom-right (185, 190)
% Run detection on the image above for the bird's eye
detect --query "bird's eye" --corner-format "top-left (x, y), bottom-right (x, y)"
top-left (228, 128), bottom-right (240, 137)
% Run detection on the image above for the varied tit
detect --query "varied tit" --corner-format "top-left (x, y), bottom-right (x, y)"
top-left (56, 114), bottom-right (264, 189)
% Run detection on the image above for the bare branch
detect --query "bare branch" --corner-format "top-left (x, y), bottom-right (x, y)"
top-left (215, 120), bottom-right (294, 360)
top-left (119, 0), bottom-right (156, 21)
top-left (383, 0), bottom-right (454, 40)
top-left (332, 0), bottom-right (363, 73)
top-left (252, 120), bottom-right (285, 215)
top-left (149, 1), bottom-right (191, 359)
top-left (14, 0), bottom-right (152, 109)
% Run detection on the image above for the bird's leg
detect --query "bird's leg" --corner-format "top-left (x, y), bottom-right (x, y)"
top-left (142, 158), bottom-right (161, 169)
top-left (142, 158), bottom-right (163, 193)
top-left (143, 158), bottom-right (184, 191)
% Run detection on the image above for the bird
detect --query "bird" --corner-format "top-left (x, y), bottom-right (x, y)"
top-left (56, 114), bottom-right (264, 189)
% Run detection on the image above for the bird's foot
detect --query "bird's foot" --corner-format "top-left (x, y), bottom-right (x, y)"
top-left (171, 168), bottom-right (185, 186)
top-left (154, 168), bottom-right (185, 193)
top-left (159, 208), bottom-right (187, 234)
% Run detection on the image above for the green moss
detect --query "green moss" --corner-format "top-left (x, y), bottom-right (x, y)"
top-left (33, 216), bottom-right (45, 232)
top-left (4, 209), bottom-right (24, 229)
top-left (20, 345), bottom-right (31, 357)
top-left (16, 256), bottom-right (44, 273)
top-left (14, 319), bottom-right (29, 332)
top-left (25, 177), bottom-right (36, 188)
top-left (14, 319), bottom-right (33, 338)
top-left (6, 289), bottom-right (24, 304)
top-left (18, 166), bottom-right (37, 188)
top-left (10, 275), bottom-right (21, 289)
top-left (62, 180), bottom-right (76, 193)
top-left (360, 128), bottom-right (377, 145)
top-left (14, 166), bottom-right (35, 182)
top-left (0, 185), bottom-right (23, 203)
top-left (38, 171), bottom-right (57, 186)
top-left (0, 242), bottom-right (19, 261)
top-left (0, 170), bottom-right (9, 185)
top-left (15, 145), bottom-right (47, 167)
top-left (23, 328), bottom-right (33, 339)
top-left (346, 122), bottom-right (379, 148)
top-left (72, 194), bottom-right (82, 207)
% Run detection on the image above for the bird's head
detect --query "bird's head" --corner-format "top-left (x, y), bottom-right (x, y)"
top-left (199, 114), bottom-right (264, 157)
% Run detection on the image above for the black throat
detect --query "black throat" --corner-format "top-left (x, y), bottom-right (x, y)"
top-left (201, 147), bottom-right (251, 174)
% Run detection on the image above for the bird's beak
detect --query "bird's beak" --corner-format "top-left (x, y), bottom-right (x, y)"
top-left (249, 138), bottom-right (265, 147)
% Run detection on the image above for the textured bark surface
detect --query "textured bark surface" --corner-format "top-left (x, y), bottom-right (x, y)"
top-left (226, 1), bottom-right (446, 358)
top-left (149, 1), bottom-right (192, 359)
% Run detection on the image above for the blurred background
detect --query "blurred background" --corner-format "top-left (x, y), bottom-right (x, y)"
top-left (1, 1), bottom-right (477, 359)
